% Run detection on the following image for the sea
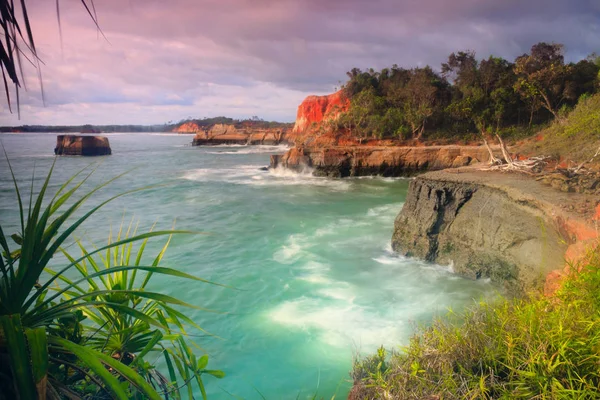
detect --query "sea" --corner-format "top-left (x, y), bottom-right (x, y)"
top-left (0, 132), bottom-right (493, 399)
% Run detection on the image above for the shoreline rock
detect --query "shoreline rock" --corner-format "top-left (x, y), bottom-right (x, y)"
top-left (391, 169), bottom-right (599, 295)
top-left (191, 124), bottom-right (288, 146)
top-left (54, 135), bottom-right (111, 156)
top-left (270, 145), bottom-right (494, 177)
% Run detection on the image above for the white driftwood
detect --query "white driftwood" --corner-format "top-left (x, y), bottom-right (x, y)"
top-left (572, 145), bottom-right (600, 174)
top-left (483, 137), bottom-right (502, 165)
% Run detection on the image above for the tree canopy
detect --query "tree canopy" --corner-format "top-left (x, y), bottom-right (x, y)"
top-left (336, 42), bottom-right (599, 141)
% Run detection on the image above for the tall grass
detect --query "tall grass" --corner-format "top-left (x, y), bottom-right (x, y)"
top-left (352, 246), bottom-right (600, 399)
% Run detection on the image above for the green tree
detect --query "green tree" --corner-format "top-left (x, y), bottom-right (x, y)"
top-left (514, 42), bottom-right (574, 120)
top-left (347, 86), bottom-right (385, 142)
top-left (393, 67), bottom-right (446, 140)
top-left (443, 53), bottom-right (517, 135)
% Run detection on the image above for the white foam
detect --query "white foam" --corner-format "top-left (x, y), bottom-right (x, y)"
top-left (372, 255), bottom-right (400, 265)
top-left (297, 273), bottom-right (333, 284)
top-left (181, 165), bottom-right (351, 191)
top-left (366, 203), bottom-right (404, 218)
top-left (268, 297), bottom-right (405, 349)
top-left (273, 235), bottom-right (307, 264)
top-left (317, 287), bottom-right (355, 303)
top-left (314, 218), bottom-right (368, 237)
top-left (205, 145), bottom-right (290, 155)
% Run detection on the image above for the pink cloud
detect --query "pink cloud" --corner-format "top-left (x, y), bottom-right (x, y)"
top-left (2, 0), bottom-right (598, 125)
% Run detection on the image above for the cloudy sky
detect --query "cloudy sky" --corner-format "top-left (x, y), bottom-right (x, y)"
top-left (1, 0), bottom-right (598, 126)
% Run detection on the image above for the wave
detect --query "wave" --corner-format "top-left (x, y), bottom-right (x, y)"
top-left (273, 235), bottom-right (306, 264)
top-left (205, 145), bottom-right (290, 155)
top-left (181, 165), bottom-right (352, 191)
top-left (15, 154), bottom-right (55, 159)
top-left (366, 203), bottom-right (404, 220)
top-left (267, 296), bottom-right (406, 350)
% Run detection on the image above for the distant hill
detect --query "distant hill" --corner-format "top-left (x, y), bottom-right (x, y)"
top-left (171, 117), bottom-right (293, 133)
top-left (1, 117), bottom-right (292, 134)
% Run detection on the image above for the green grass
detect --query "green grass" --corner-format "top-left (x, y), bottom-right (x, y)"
top-left (352, 246), bottom-right (600, 399)
top-left (517, 93), bottom-right (600, 164)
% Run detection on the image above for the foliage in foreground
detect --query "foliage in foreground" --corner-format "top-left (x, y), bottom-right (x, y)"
top-left (352, 247), bottom-right (600, 399)
top-left (0, 161), bottom-right (223, 399)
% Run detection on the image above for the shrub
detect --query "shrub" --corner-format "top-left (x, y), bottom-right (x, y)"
top-left (0, 159), bottom-right (223, 399)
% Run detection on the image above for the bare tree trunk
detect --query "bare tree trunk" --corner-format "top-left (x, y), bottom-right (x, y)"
top-left (495, 133), bottom-right (514, 165)
top-left (482, 134), bottom-right (501, 165)
top-left (414, 122), bottom-right (425, 141)
top-left (540, 92), bottom-right (560, 120)
top-left (573, 145), bottom-right (600, 173)
top-left (529, 107), bottom-right (534, 128)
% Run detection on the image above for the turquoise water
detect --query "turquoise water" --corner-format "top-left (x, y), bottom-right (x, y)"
top-left (0, 133), bottom-right (492, 399)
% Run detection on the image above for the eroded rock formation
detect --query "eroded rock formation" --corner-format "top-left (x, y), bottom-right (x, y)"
top-left (292, 90), bottom-right (349, 134)
top-left (392, 170), bottom-right (599, 294)
top-left (192, 124), bottom-right (288, 146)
top-left (270, 146), bottom-right (492, 177)
top-left (54, 135), bottom-right (111, 156)
top-left (173, 122), bottom-right (202, 133)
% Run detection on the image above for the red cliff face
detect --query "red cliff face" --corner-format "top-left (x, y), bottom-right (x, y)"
top-left (293, 90), bottom-right (349, 133)
top-left (173, 122), bottom-right (202, 133)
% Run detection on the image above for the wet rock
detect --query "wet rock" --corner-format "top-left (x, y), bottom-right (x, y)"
top-left (391, 176), bottom-right (568, 295)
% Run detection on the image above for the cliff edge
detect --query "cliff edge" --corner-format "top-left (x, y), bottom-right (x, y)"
top-left (392, 169), bottom-right (599, 294)
top-left (292, 90), bottom-right (349, 134)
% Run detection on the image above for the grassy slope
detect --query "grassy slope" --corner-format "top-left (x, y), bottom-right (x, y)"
top-left (351, 247), bottom-right (600, 399)
top-left (516, 93), bottom-right (600, 165)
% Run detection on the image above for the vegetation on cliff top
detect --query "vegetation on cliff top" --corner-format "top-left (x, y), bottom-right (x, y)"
top-left (336, 43), bottom-right (599, 142)
top-left (517, 91), bottom-right (600, 164)
top-left (352, 248), bottom-right (600, 399)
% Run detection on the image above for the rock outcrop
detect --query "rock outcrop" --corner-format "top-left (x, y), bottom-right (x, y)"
top-left (270, 145), bottom-right (492, 177)
top-left (192, 124), bottom-right (287, 146)
top-left (292, 90), bottom-right (349, 134)
top-left (54, 135), bottom-right (111, 156)
top-left (173, 122), bottom-right (202, 133)
top-left (392, 170), bottom-right (599, 294)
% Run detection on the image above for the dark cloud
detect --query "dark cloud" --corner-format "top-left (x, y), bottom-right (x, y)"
top-left (1, 0), bottom-right (598, 125)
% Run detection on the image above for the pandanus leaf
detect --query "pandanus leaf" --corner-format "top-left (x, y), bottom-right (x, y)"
top-left (0, 314), bottom-right (37, 400)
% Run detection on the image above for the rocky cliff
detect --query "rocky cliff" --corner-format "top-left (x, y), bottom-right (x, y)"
top-left (270, 145), bottom-right (493, 177)
top-left (192, 124), bottom-right (288, 146)
top-left (54, 135), bottom-right (111, 156)
top-left (392, 170), bottom-right (599, 294)
top-left (173, 122), bottom-right (202, 133)
top-left (292, 90), bottom-right (349, 134)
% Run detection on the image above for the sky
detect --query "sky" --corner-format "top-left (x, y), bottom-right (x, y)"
top-left (0, 0), bottom-right (599, 126)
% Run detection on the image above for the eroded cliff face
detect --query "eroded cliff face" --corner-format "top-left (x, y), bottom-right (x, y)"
top-left (173, 122), bottom-right (202, 133)
top-left (292, 90), bottom-right (349, 134)
top-left (192, 124), bottom-right (288, 146)
top-left (392, 170), bottom-right (599, 294)
top-left (271, 146), bottom-right (492, 177)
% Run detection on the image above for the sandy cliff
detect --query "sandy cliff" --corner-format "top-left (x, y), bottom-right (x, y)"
top-left (191, 124), bottom-right (288, 146)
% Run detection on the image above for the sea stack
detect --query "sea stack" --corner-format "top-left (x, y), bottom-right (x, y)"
top-left (54, 135), bottom-right (112, 156)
